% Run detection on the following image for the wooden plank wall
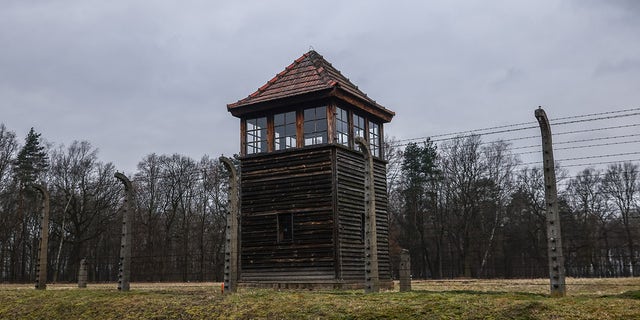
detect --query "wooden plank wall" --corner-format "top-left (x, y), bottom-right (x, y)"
top-left (240, 148), bottom-right (335, 282)
top-left (335, 147), bottom-right (391, 281)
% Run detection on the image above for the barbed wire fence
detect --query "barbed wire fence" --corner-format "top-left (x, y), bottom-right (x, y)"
top-left (2, 107), bottom-right (639, 295)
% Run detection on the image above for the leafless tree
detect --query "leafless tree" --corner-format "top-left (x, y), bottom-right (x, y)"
top-left (602, 162), bottom-right (639, 276)
top-left (0, 124), bottom-right (19, 281)
top-left (48, 141), bottom-right (121, 281)
top-left (565, 168), bottom-right (614, 276)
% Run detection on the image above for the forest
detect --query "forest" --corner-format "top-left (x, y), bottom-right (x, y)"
top-left (0, 123), bottom-right (638, 283)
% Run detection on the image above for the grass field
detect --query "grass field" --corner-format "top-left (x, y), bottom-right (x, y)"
top-left (1, 278), bottom-right (639, 319)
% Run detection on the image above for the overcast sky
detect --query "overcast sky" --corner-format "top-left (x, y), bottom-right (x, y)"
top-left (1, 0), bottom-right (639, 174)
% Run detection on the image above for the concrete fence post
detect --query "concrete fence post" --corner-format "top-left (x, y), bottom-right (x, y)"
top-left (399, 249), bottom-right (411, 292)
top-left (78, 258), bottom-right (88, 288)
top-left (535, 107), bottom-right (567, 297)
top-left (355, 137), bottom-right (379, 293)
top-left (220, 156), bottom-right (239, 294)
top-left (33, 184), bottom-right (50, 290)
top-left (115, 172), bottom-right (133, 291)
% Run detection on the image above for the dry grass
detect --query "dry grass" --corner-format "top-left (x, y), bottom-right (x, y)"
top-left (1, 278), bottom-right (639, 319)
top-left (410, 277), bottom-right (640, 296)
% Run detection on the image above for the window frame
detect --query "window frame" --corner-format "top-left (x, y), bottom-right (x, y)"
top-left (245, 116), bottom-right (268, 155)
top-left (335, 107), bottom-right (349, 147)
top-left (274, 111), bottom-right (297, 151)
top-left (303, 106), bottom-right (328, 146)
top-left (369, 120), bottom-right (380, 158)
top-left (353, 113), bottom-right (366, 141)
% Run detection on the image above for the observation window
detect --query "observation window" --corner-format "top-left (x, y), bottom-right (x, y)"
top-left (246, 117), bottom-right (267, 154)
top-left (353, 114), bottom-right (365, 140)
top-left (274, 111), bottom-right (297, 150)
top-left (303, 106), bottom-right (327, 146)
top-left (369, 121), bottom-right (380, 157)
top-left (335, 107), bottom-right (349, 147)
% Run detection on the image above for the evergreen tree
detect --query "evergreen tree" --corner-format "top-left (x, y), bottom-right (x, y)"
top-left (399, 139), bottom-right (440, 278)
top-left (14, 127), bottom-right (49, 186)
top-left (11, 128), bottom-right (49, 281)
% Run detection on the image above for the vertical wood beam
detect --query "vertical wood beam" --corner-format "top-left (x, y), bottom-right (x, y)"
top-left (220, 156), bottom-right (239, 294)
top-left (115, 172), bottom-right (133, 291)
top-left (267, 115), bottom-right (274, 153)
top-left (296, 109), bottom-right (304, 148)
top-left (328, 103), bottom-right (337, 144)
top-left (240, 119), bottom-right (247, 157)
top-left (355, 137), bottom-right (379, 293)
top-left (535, 107), bottom-right (567, 297)
top-left (33, 184), bottom-right (49, 290)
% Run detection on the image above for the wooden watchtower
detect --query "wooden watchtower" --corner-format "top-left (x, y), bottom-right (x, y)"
top-left (227, 50), bottom-right (395, 288)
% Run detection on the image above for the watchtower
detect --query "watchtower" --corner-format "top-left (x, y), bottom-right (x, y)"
top-left (227, 50), bottom-right (395, 288)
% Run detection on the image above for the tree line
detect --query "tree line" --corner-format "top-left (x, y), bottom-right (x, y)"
top-left (386, 136), bottom-right (639, 279)
top-left (0, 124), bottom-right (231, 282)
top-left (1, 123), bottom-right (638, 283)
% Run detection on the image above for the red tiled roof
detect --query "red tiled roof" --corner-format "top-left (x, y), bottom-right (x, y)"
top-left (227, 51), bottom-right (393, 119)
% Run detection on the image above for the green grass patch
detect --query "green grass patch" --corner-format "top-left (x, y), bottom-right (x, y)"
top-left (1, 280), bottom-right (640, 319)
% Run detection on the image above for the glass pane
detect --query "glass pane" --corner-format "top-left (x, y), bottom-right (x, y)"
top-left (317, 106), bottom-right (327, 119)
top-left (317, 119), bottom-right (327, 131)
top-left (304, 108), bottom-right (314, 120)
top-left (285, 111), bottom-right (296, 124)
top-left (318, 132), bottom-right (327, 144)
top-left (286, 123), bottom-right (296, 136)
top-left (274, 113), bottom-right (284, 126)
top-left (304, 121), bottom-right (314, 133)
top-left (257, 117), bottom-right (267, 128)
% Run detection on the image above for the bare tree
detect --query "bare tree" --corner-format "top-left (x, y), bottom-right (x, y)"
top-left (602, 162), bottom-right (639, 276)
top-left (565, 168), bottom-right (613, 276)
top-left (478, 140), bottom-right (519, 276)
top-left (133, 153), bottom-right (164, 280)
top-left (48, 141), bottom-right (120, 281)
top-left (439, 135), bottom-right (487, 277)
top-left (0, 124), bottom-right (19, 281)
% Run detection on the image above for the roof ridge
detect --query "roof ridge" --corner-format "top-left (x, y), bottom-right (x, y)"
top-left (307, 51), bottom-right (338, 88)
top-left (251, 52), bottom-right (311, 98)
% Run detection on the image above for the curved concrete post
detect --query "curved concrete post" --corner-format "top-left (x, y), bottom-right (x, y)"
top-left (33, 184), bottom-right (49, 290)
top-left (535, 107), bottom-right (566, 297)
top-left (355, 137), bottom-right (379, 293)
top-left (115, 172), bottom-right (133, 291)
top-left (220, 156), bottom-right (239, 294)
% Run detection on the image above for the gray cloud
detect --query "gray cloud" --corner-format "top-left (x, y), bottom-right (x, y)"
top-left (1, 0), bottom-right (639, 173)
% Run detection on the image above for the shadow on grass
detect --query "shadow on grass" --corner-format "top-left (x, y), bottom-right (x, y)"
top-left (616, 290), bottom-right (640, 300)
top-left (316, 289), bottom-right (548, 298)
top-left (412, 289), bottom-right (548, 298)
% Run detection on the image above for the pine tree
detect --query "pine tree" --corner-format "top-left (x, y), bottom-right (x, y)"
top-left (14, 127), bottom-right (49, 186)
top-left (13, 127), bottom-right (49, 281)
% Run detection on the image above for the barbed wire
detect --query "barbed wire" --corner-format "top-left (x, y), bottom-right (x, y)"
top-left (394, 107), bottom-right (640, 145)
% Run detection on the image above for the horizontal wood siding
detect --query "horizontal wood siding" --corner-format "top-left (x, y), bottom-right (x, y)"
top-left (240, 148), bottom-right (335, 281)
top-left (335, 148), bottom-right (391, 281)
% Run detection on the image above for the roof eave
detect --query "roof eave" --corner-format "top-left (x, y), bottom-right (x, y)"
top-left (227, 87), bottom-right (395, 123)
top-left (333, 88), bottom-right (395, 123)
top-left (227, 88), bottom-right (334, 117)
